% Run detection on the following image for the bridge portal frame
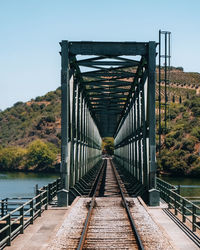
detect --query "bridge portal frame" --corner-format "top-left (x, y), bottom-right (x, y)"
top-left (59, 41), bottom-right (159, 206)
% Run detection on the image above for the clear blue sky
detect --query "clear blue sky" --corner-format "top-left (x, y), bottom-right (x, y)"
top-left (1, 0), bottom-right (200, 110)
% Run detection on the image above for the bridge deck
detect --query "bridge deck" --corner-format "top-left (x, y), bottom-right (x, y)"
top-left (5, 206), bottom-right (69, 250)
top-left (5, 196), bottom-right (199, 250)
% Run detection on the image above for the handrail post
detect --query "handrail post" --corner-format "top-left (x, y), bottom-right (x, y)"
top-left (45, 191), bottom-right (48, 210)
top-left (52, 182), bottom-right (55, 198)
top-left (39, 194), bottom-right (42, 217)
top-left (1, 199), bottom-right (4, 217)
top-left (6, 214), bottom-right (11, 246)
top-left (48, 183), bottom-right (51, 202)
top-left (30, 200), bottom-right (34, 224)
top-left (5, 198), bottom-right (8, 215)
top-left (56, 179), bottom-right (59, 192)
top-left (168, 189), bottom-right (171, 209)
top-left (174, 193), bottom-right (178, 215)
top-left (177, 184), bottom-right (180, 195)
top-left (182, 199), bottom-right (186, 223)
top-left (192, 205), bottom-right (196, 232)
top-left (35, 189), bottom-right (40, 215)
top-left (20, 206), bottom-right (24, 234)
top-left (35, 184), bottom-right (39, 195)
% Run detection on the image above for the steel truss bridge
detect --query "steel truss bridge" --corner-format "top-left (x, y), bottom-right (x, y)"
top-left (60, 41), bottom-right (158, 206)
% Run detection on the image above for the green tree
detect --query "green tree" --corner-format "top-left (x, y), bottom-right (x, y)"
top-left (0, 146), bottom-right (26, 170)
top-left (102, 137), bottom-right (114, 155)
top-left (26, 139), bottom-right (58, 170)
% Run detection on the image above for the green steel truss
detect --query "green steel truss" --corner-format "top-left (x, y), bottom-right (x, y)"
top-left (60, 41), bottom-right (158, 205)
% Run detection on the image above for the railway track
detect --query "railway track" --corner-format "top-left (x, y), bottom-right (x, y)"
top-left (77, 158), bottom-right (144, 250)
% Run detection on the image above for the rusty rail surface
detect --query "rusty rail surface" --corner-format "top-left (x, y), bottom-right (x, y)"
top-left (77, 158), bottom-right (144, 250)
top-left (77, 160), bottom-right (106, 250)
top-left (110, 159), bottom-right (144, 250)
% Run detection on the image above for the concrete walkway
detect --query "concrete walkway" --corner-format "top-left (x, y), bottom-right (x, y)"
top-left (147, 203), bottom-right (199, 250)
top-left (4, 197), bottom-right (200, 250)
top-left (5, 206), bottom-right (69, 250)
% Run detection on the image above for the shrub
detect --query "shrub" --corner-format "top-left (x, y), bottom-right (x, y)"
top-left (35, 96), bottom-right (43, 102)
top-left (40, 104), bottom-right (45, 109)
top-left (191, 107), bottom-right (200, 117)
top-left (187, 154), bottom-right (198, 164)
top-left (26, 139), bottom-right (57, 170)
top-left (45, 92), bottom-right (56, 101)
top-left (189, 158), bottom-right (200, 176)
top-left (174, 142), bottom-right (181, 150)
top-left (160, 155), bottom-right (176, 171)
top-left (191, 127), bottom-right (200, 140)
top-left (45, 115), bottom-right (56, 123)
top-left (181, 138), bottom-right (196, 152)
top-left (102, 137), bottom-right (114, 155)
top-left (56, 132), bottom-right (61, 139)
top-left (31, 103), bottom-right (40, 112)
top-left (14, 101), bottom-right (23, 107)
top-left (0, 147), bottom-right (26, 170)
top-left (170, 161), bottom-right (188, 176)
top-left (165, 137), bottom-right (175, 148)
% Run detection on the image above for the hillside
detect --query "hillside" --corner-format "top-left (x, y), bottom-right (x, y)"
top-left (0, 88), bottom-right (61, 172)
top-left (0, 87), bottom-right (61, 148)
top-left (156, 95), bottom-right (200, 177)
top-left (0, 67), bottom-right (199, 175)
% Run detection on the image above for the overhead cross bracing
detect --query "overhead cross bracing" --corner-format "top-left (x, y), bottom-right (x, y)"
top-left (60, 41), bottom-right (158, 206)
top-left (62, 41), bottom-right (150, 137)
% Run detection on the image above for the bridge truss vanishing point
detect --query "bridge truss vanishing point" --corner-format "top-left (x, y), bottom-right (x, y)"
top-left (60, 41), bottom-right (158, 205)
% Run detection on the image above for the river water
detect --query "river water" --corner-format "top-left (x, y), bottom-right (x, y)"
top-left (0, 171), bottom-right (59, 200)
top-left (0, 171), bottom-right (199, 200)
top-left (161, 176), bottom-right (200, 199)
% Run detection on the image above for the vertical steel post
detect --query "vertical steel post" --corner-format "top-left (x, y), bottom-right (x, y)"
top-left (164, 33), bottom-right (167, 132)
top-left (58, 41), bottom-right (72, 206)
top-left (158, 30), bottom-right (161, 155)
top-left (137, 86), bottom-right (142, 182)
top-left (75, 85), bottom-right (80, 183)
top-left (148, 42), bottom-right (156, 190)
top-left (70, 77), bottom-right (76, 187)
top-left (141, 79), bottom-right (148, 186)
top-left (134, 95), bottom-right (137, 179)
top-left (60, 41), bottom-right (69, 193)
top-left (148, 42), bottom-right (160, 206)
top-left (79, 92), bottom-right (83, 178)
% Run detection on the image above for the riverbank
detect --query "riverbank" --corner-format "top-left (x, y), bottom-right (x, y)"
top-left (158, 170), bottom-right (200, 178)
top-left (0, 164), bottom-right (60, 174)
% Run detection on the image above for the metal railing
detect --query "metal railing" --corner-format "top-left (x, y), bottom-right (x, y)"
top-left (157, 178), bottom-right (200, 232)
top-left (0, 178), bottom-right (61, 249)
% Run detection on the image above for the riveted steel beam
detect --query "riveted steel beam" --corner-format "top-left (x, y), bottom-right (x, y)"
top-left (78, 61), bottom-right (139, 67)
top-left (68, 41), bottom-right (148, 56)
top-left (86, 88), bottom-right (129, 94)
top-left (83, 80), bottom-right (132, 86)
top-left (82, 71), bottom-right (136, 78)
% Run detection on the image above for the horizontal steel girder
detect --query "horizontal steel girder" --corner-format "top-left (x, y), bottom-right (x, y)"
top-left (78, 61), bottom-right (139, 67)
top-left (87, 94), bottom-right (128, 98)
top-left (67, 41), bottom-right (148, 56)
top-left (83, 80), bottom-right (132, 86)
top-left (82, 71), bottom-right (136, 78)
top-left (86, 88), bottom-right (129, 94)
top-left (85, 87), bottom-right (130, 92)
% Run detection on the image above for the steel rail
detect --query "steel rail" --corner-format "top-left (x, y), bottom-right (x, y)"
top-left (77, 159), bottom-right (106, 250)
top-left (110, 159), bottom-right (145, 250)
